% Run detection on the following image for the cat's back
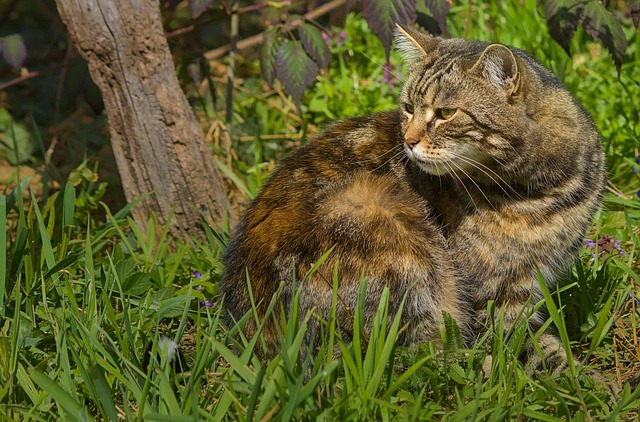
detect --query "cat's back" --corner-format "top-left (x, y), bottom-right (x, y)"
top-left (220, 110), bottom-right (425, 324)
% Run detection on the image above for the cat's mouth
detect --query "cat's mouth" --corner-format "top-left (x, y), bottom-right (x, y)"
top-left (405, 145), bottom-right (453, 176)
top-left (413, 159), bottom-right (453, 176)
top-left (408, 156), bottom-right (453, 176)
top-left (405, 143), bottom-right (487, 177)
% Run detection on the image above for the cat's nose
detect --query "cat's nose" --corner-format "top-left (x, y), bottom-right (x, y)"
top-left (405, 138), bottom-right (420, 149)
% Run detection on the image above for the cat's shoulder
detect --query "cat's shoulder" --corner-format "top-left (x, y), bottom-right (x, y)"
top-left (294, 110), bottom-right (402, 155)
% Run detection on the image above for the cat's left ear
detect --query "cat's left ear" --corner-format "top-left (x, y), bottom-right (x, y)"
top-left (469, 44), bottom-right (521, 96)
top-left (394, 24), bottom-right (437, 63)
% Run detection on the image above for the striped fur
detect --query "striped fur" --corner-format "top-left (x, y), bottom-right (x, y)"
top-left (221, 112), bottom-right (465, 353)
top-left (220, 27), bottom-right (606, 371)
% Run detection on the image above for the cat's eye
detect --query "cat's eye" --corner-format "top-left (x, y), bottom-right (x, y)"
top-left (403, 102), bottom-right (414, 115)
top-left (436, 108), bottom-right (457, 120)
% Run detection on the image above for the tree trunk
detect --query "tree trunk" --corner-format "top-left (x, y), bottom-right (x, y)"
top-left (55, 0), bottom-right (232, 241)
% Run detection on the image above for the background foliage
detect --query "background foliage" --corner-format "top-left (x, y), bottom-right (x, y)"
top-left (1, 0), bottom-right (640, 420)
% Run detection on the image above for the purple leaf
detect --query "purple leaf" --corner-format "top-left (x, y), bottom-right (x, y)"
top-left (362, 0), bottom-right (417, 59)
top-left (581, 1), bottom-right (628, 75)
top-left (298, 23), bottom-right (331, 69)
top-left (189, 0), bottom-right (215, 19)
top-left (540, 0), bottom-right (583, 55)
top-left (261, 28), bottom-right (279, 88)
top-left (424, 0), bottom-right (451, 35)
top-left (275, 39), bottom-right (318, 107)
top-left (1, 34), bottom-right (27, 70)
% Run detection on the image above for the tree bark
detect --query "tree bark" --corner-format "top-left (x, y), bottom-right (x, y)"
top-left (55, 0), bottom-right (232, 241)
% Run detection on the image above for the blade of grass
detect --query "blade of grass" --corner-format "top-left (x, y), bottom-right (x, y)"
top-left (4, 176), bottom-right (32, 211)
top-left (31, 192), bottom-right (56, 271)
top-left (15, 363), bottom-right (41, 406)
top-left (30, 369), bottom-right (95, 421)
top-left (211, 340), bottom-right (256, 384)
top-left (214, 157), bottom-right (252, 198)
top-left (245, 366), bottom-right (266, 421)
top-left (536, 266), bottom-right (576, 376)
top-left (0, 193), bottom-right (6, 317)
top-left (62, 182), bottom-right (75, 229)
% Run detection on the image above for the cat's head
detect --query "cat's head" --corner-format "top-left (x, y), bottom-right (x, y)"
top-left (394, 25), bottom-right (554, 182)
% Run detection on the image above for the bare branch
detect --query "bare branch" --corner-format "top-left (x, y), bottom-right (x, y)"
top-left (204, 0), bottom-right (347, 61)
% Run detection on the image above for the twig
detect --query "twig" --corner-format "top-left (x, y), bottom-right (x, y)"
top-left (166, 24), bottom-right (196, 39)
top-left (232, 133), bottom-right (304, 142)
top-left (0, 69), bottom-right (41, 91)
top-left (165, 16), bottom-right (218, 39)
top-left (606, 181), bottom-right (633, 200)
top-left (209, 75), bottom-right (317, 131)
top-left (204, 0), bottom-right (347, 61)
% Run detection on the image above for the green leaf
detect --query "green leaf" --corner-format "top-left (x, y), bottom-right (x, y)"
top-left (581, 1), bottom-right (628, 74)
top-left (298, 23), bottom-right (331, 69)
top-left (1, 34), bottom-right (27, 70)
top-left (122, 271), bottom-right (153, 295)
top-left (362, 0), bottom-right (417, 59)
top-left (156, 295), bottom-right (192, 320)
top-left (424, 0), bottom-right (451, 35)
top-left (0, 109), bottom-right (35, 165)
top-left (275, 39), bottom-right (319, 107)
top-left (442, 311), bottom-right (463, 351)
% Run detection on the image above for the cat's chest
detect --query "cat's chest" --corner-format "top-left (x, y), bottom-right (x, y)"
top-left (429, 186), bottom-right (545, 245)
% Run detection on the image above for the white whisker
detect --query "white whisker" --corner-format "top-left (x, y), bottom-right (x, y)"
top-left (359, 51), bottom-right (403, 80)
top-left (449, 161), bottom-right (494, 209)
top-left (443, 161), bottom-right (477, 211)
top-left (355, 144), bottom-right (403, 165)
top-left (371, 148), bottom-right (406, 173)
top-left (453, 154), bottom-right (523, 200)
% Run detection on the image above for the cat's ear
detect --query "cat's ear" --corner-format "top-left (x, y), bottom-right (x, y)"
top-left (394, 24), bottom-right (437, 62)
top-left (469, 44), bottom-right (521, 96)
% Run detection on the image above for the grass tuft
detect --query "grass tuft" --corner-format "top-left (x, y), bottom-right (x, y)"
top-left (2, 1), bottom-right (640, 419)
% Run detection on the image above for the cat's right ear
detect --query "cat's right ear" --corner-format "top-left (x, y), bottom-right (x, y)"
top-left (469, 44), bottom-right (521, 96)
top-left (394, 24), bottom-right (435, 62)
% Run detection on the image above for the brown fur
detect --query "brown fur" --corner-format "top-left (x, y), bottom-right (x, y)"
top-left (220, 27), bottom-right (606, 372)
top-left (221, 111), bottom-right (464, 351)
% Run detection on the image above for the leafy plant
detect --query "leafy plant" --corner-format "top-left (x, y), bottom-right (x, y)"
top-left (187, 0), bottom-right (635, 105)
top-left (2, 2), bottom-right (640, 420)
top-left (539, 0), bottom-right (632, 73)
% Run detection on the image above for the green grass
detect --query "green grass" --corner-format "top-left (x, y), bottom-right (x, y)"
top-left (2, 0), bottom-right (640, 419)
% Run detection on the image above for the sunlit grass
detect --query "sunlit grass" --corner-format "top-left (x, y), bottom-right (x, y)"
top-left (2, 1), bottom-right (640, 419)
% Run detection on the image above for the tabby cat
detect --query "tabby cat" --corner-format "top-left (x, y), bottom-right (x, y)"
top-left (220, 26), bottom-right (606, 374)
